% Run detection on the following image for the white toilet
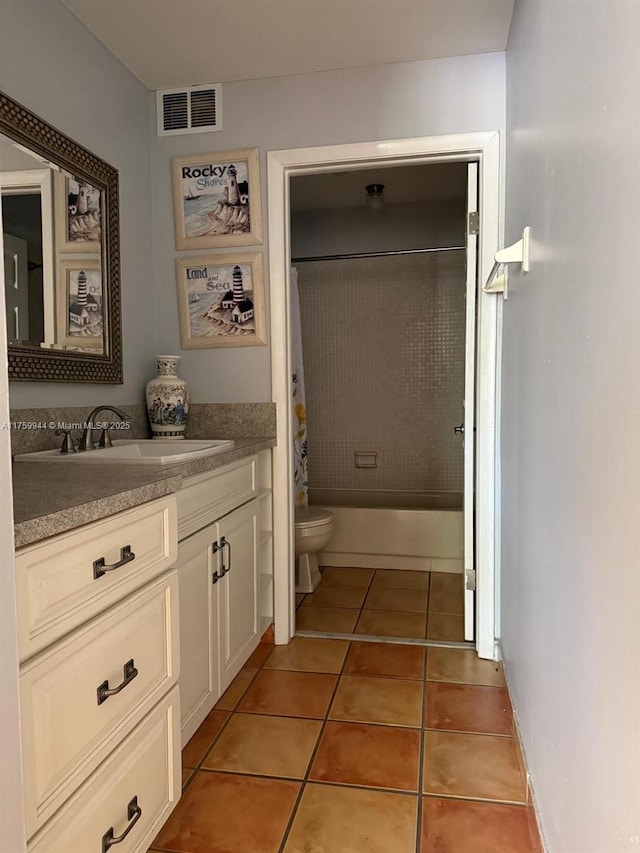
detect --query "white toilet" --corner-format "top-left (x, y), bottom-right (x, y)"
top-left (294, 507), bottom-right (335, 593)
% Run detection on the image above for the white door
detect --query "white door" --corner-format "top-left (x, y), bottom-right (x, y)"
top-left (462, 161), bottom-right (479, 641)
top-left (3, 232), bottom-right (29, 342)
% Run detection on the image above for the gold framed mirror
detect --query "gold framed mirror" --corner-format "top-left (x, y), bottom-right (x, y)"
top-left (0, 90), bottom-right (122, 382)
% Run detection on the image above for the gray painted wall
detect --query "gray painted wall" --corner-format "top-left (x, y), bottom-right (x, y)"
top-left (503, 1), bottom-right (640, 850)
top-left (151, 52), bottom-right (506, 402)
top-left (0, 0), bottom-right (156, 408)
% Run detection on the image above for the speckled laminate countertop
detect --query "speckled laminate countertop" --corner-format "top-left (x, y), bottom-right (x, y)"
top-left (13, 437), bottom-right (276, 548)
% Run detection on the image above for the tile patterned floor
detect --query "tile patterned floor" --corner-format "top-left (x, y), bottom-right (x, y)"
top-left (296, 568), bottom-right (468, 641)
top-left (150, 637), bottom-right (543, 853)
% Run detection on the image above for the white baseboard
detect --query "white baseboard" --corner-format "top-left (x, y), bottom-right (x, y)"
top-left (496, 639), bottom-right (548, 852)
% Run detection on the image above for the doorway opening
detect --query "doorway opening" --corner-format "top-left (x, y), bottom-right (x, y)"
top-left (267, 132), bottom-right (500, 660)
top-left (289, 160), bottom-right (474, 646)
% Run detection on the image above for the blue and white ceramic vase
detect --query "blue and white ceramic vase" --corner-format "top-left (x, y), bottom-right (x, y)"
top-left (145, 355), bottom-right (189, 439)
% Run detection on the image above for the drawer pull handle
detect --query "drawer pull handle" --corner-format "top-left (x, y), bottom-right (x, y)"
top-left (93, 545), bottom-right (136, 580)
top-left (102, 796), bottom-right (142, 851)
top-left (97, 659), bottom-right (138, 705)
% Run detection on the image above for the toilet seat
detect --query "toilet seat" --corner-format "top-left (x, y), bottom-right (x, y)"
top-left (294, 508), bottom-right (333, 529)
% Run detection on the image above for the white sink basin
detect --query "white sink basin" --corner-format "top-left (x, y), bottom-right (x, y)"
top-left (14, 439), bottom-right (235, 466)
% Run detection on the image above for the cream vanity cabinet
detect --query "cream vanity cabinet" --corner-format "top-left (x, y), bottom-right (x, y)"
top-left (15, 495), bottom-right (181, 853)
top-left (177, 451), bottom-right (273, 744)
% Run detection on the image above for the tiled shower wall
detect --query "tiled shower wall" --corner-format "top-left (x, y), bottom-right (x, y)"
top-left (296, 251), bottom-right (466, 493)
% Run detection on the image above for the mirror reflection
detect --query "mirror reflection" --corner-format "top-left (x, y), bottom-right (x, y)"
top-left (1, 132), bottom-right (104, 354)
top-left (0, 87), bottom-right (121, 382)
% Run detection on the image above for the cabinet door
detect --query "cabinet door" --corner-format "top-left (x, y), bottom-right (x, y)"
top-left (216, 502), bottom-right (260, 694)
top-left (176, 526), bottom-right (219, 746)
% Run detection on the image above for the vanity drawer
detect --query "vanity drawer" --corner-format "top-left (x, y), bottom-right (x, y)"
top-left (28, 686), bottom-right (181, 853)
top-left (177, 455), bottom-right (257, 539)
top-left (16, 495), bottom-right (177, 661)
top-left (20, 570), bottom-right (179, 837)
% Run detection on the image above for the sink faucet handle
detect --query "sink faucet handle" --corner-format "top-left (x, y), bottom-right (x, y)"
top-left (54, 428), bottom-right (77, 454)
top-left (98, 426), bottom-right (114, 448)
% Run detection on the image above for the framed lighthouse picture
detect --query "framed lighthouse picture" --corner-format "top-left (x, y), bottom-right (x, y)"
top-left (171, 148), bottom-right (262, 250)
top-left (57, 257), bottom-right (104, 349)
top-left (175, 252), bottom-right (266, 348)
top-left (54, 170), bottom-right (102, 253)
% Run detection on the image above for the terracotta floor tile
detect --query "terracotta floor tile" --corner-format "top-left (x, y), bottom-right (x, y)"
top-left (295, 593), bottom-right (305, 606)
top-left (182, 709), bottom-right (230, 768)
top-left (365, 585), bottom-right (428, 613)
top-left (330, 674), bottom-right (423, 727)
top-left (302, 584), bottom-right (368, 609)
top-left (421, 797), bottom-right (542, 853)
top-left (513, 730), bottom-right (532, 804)
top-left (430, 572), bottom-right (464, 593)
top-left (245, 643), bottom-right (275, 669)
top-left (426, 683), bottom-right (513, 736)
top-left (427, 648), bottom-right (505, 687)
top-left (296, 605), bottom-right (360, 633)
top-left (344, 641), bottom-right (425, 680)
top-left (238, 669), bottom-right (338, 718)
top-left (202, 713), bottom-right (322, 778)
top-left (263, 636), bottom-right (349, 673)
top-left (283, 783), bottom-right (418, 853)
top-left (356, 609), bottom-right (426, 639)
top-left (320, 566), bottom-right (375, 587)
top-left (423, 730), bottom-right (527, 803)
top-left (181, 768), bottom-right (194, 788)
top-left (428, 588), bottom-right (464, 615)
top-left (310, 720), bottom-right (421, 791)
top-left (153, 771), bottom-right (299, 853)
top-left (426, 613), bottom-right (465, 641)
top-left (260, 624), bottom-right (275, 643)
top-left (372, 569), bottom-right (430, 590)
top-left (214, 669), bottom-right (258, 711)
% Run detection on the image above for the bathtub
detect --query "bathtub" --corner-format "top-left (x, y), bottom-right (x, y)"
top-left (310, 489), bottom-right (463, 574)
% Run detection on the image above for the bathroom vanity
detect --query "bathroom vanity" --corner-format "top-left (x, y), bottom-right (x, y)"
top-left (12, 440), bottom-right (274, 852)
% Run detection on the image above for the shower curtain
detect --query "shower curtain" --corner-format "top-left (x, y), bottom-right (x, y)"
top-left (290, 267), bottom-right (308, 509)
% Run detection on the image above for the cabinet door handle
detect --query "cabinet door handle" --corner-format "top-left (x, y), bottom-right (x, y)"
top-left (93, 545), bottom-right (136, 579)
top-left (102, 796), bottom-right (142, 851)
top-left (222, 537), bottom-right (231, 575)
top-left (212, 539), bottom-right (222, 584)
top-left (212, 537), bottom-right (231, 583)
top-left (97, 659), bottom-right (138, 705)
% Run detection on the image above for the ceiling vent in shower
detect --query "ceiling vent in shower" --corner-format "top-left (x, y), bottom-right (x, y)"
top-left (156, 83), bottom-right (222, 136)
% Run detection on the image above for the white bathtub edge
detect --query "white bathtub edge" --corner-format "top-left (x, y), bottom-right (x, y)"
top-left (319, 552), bottom-right (462, 574)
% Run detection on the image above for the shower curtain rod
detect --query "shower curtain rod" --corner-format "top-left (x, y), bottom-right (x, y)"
top-left (291, 246), bottom-right (465, 263)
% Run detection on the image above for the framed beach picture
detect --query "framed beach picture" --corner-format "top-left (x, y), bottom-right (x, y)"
top-left (175, 252), bottom-right (266, 348)
top-left (171, 148), bottom-right (262, 250)
top-left (54, 170), bottom-right (102, 253)
top-left (57, 257), bottom-right (104, 349)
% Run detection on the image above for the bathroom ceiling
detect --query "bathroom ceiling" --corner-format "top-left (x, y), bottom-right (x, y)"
top-left (290, 163), bottom-right (468, 210)
top-left (58, 0), bottom-right (514, 90)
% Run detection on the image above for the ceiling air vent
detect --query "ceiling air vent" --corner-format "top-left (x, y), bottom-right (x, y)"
top-left (156, 84), bottom-right (222, 136)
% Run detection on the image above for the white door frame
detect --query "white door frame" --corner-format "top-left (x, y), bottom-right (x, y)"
top-left (267, 131), bottom-right (501, 660)
top-left (0, 169), bottom-right (55, 343)
top-left (0, 186), bottom-right (28, 851)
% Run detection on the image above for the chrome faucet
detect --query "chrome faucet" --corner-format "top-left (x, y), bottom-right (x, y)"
top-left (77, 406), bottom-right (131, 452)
